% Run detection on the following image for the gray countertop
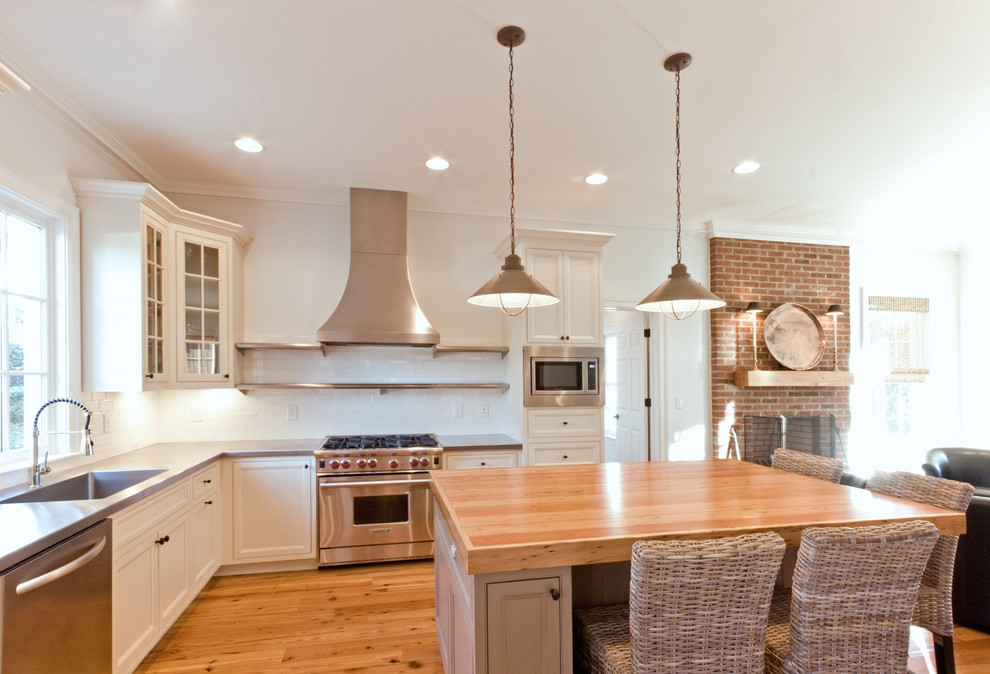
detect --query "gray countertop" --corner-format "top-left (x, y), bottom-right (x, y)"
top-left (0, 439), bottom-right (319, 572)
top-left (436, 434), bottom-right (522, 451)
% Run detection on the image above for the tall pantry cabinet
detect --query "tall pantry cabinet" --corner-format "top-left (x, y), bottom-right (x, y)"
top-left (500, 230), bottom-right (613, 466)
top-left (72, 179), bottom-right (252, 392)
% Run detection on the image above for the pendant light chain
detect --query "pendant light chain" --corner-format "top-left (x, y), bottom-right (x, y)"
top-left (508, 40), bottom-right (517, 256)
top-left (674, 65), bottom-right (682, 265)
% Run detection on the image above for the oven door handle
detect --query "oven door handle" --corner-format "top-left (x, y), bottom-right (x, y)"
top-left (319, 478), bottom-right (433, 489)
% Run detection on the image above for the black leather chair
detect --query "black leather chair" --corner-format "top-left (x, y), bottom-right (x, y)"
top-left (923, 448), bottom-right (990, 633)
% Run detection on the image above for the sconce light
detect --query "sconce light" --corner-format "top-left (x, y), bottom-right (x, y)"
top-left (745, 302), bottom-right (763, 370)
top-left (825, 304), bottom-right (843, 371)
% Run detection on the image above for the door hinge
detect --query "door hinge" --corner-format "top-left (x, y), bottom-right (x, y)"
top-left (644, 397), bottom-right (652, 408)
top-left (644, 328), bottom-right (651, 338)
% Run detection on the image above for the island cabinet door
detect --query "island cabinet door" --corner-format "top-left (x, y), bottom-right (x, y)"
top-left (486, 576), bottom-right (564, 674)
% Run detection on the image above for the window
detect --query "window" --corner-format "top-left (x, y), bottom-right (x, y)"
top-left (0, 209), bottom-right (48, 453)
top-left (0, 178), bottom-right (77, 463)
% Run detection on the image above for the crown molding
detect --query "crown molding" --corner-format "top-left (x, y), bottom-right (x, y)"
top-left (0, 35), bottom-right (163, 186)
top-left (0, 58), bottom-right (29, 94)
top-left (163, 181), bottom-right (350, 209)
top-left (70, 178), bottom-right (254, 246)
top-left (707, 220), bottom-right (862, 246)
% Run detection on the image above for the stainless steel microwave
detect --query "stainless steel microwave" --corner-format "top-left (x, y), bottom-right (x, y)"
top-left (523, 345), bottom-right (604, 407)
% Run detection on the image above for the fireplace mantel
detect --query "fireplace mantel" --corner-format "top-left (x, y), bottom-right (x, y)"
top-left (733, 369), bottom-right (854, 387)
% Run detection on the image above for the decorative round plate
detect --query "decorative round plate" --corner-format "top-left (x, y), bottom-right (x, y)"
top-left (763, 303), bottom-right (825, 370)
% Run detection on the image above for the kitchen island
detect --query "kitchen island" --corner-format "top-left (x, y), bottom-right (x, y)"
top-left (430, 460), bottom-right (967, 674)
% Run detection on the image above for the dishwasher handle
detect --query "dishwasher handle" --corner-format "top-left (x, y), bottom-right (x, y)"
top-left (15, 536), bottom-right (107, 596)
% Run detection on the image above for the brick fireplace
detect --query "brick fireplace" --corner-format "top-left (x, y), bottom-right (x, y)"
top-left (708, 238), bottom-right (851, 462)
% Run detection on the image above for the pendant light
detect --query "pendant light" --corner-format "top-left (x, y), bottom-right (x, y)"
top-left (636, 53), bottom-right (726, 320)
top-left (468, 26), bottom-right (559, 317)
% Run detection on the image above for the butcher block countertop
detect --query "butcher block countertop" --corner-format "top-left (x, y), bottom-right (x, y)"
top-left (429, 460), bottom-right (967, 576)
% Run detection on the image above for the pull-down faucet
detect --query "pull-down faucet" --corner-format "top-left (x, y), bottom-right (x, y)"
top-left (32, 397), bottom-right (94, 487)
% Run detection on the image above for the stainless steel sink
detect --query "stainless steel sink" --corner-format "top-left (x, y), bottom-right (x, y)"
top-left (0, 469), bottom-right (168, 504)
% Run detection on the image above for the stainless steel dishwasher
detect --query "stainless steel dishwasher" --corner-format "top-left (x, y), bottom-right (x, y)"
top-left (1, 519), bottom-right (111, 673)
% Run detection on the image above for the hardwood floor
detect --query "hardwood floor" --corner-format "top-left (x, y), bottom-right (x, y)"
top-left (138, 560), bottom-right (990, 673)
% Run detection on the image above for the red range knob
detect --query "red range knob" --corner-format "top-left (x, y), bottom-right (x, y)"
top-left (340, 459), bottom-right (351, 469)
top-left (419, 457), bottom-right (431, 467)
top-left (329, 460), bottom-right (340, 469)
top-left (388, 459), bottom-right (399, 469)
top-left (367, 458), bottom-right (378, 468)
top-left (356, 459), bottom-right (367, 468)
top-left (409, 457), bottom-right (419, 467)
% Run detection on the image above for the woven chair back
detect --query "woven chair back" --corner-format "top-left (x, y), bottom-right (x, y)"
top-left (786, 520), bottom-right (938, 672)
top-left (628, 532), bottom-right (785, 674)
top-left (771, 448), bottom-right (844, 483)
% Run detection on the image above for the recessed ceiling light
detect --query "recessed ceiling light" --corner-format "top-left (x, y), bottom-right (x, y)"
top-left (425, 157), bottom-right (450, 170)
top-left (732, 161), bottom-right (760, 175)
top-left (585, 173), bottom-right (608, 185)
top-left (234, 137), bottom-right (264, 153)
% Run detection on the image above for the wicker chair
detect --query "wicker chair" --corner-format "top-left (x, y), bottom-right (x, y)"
top-left (574, 532), bottom-right (785, 674)
top-left (771, 447), bottom-right (844, 483)
top-left (867, 471), bottom-right (974, 674)
top-left (764, 520), bottom-right (939, 674)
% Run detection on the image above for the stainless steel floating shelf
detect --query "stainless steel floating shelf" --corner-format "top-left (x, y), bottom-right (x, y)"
top-left (235, 343), bottom-right (510, 358)
top-left (432, 345), bottom-right (509, 359)
top-left (235, 382), bottom-right (510, 394)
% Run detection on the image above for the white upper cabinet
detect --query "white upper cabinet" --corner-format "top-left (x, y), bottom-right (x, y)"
top-left (497, 230), bottom-right (613, 346)
top-left (73, 179), bottom-right (251, 392)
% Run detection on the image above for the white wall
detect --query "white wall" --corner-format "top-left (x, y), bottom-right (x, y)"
top-left (959, 241), bottom-right (990, 447)
top-left (849, 242), bottom-right (962, 473)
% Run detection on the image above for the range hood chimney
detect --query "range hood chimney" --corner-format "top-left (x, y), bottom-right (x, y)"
top-left (316, 187), bottom-right (440, 347)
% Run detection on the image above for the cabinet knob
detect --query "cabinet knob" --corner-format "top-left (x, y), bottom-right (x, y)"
top-left (563, 455), bottom-right (568, 460)
top-left (560, 336), bottom-right (565, 341)
top-left (549, 588), bottom-right (560, 601)
top-left (203, 478), bottom-right (212, 484)
top-left (155, 535), bottom-right (170, 545)
top-left (205, 500), bottom-right (213, 505)
top-left (224, 373), bottom-right (230, 379)
top-left (146, 373), bottom-right (154, 379)
top-left (562, 421), bottom-right (568, 425)
top-left (480, 462), bottom-right (486, 466)
top-left (614, 414), bottom-right (619, 419)
top-left (304, 464), bottom-right (310, 470)
top-left (565, 336), bottom-right (570, 340)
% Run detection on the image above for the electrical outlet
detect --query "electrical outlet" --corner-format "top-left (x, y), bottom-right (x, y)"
top-left (102, 413), bottom-right (111, 434)
top-left (479, 403), bottom-right (490, 419)
top-left (191, 409), bottom-right (203, 423)
top-left (453, 403), bottom-right (463, 419)
top-left (287, 405), bottom-right (298, 421)
top-left (674, 397), bottom-right (684, 410)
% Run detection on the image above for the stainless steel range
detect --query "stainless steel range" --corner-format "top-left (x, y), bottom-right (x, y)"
top-left (316, 434), bottom-right (442, 566)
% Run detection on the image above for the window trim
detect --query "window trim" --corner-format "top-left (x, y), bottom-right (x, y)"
top-left (0, 168), bottom-right (80, 464)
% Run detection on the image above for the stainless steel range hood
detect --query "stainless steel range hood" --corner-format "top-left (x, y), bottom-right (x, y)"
top-left (316, 187), bottom-right (440, 347)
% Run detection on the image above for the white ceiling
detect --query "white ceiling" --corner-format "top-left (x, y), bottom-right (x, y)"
top-left (1, 1), bottom-right (989, 247)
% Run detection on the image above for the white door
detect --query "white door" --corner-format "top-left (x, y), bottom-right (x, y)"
top-left (607, 311), bottom-right (648, 463)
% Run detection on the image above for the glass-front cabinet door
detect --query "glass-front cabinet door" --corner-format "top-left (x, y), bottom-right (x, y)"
top-left (175, 228), bottom-right (230, 383)
top-left (143, 209), bottom-right (170, 385)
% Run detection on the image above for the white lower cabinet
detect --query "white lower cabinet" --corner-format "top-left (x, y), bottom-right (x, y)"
top-left (434, 507), bottom-right (570, 673)
top-left (528, 440), bottom-right (602, 466)
top-left (224, 456), bottom-right (315, 563)
top-left (190, 489), bottom-right (220, 587)
top-left (443, 449), bottom-right (520, 470)
top-left (111, 462), bottom-right (220, 674)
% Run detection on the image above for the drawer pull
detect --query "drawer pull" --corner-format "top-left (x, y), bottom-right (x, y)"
top-left (205, 500), bottom-right (213, 505)
top-left (480, 462), bottom-right (486, 466)
top-left (549, 588), bottom-right (560, 601)
top-left (562, 421), bottom-right (568, 425)
top-left (563, 455), bottom-right (568, 460)
top-left (202, 478), bottom-right (212, 484)
top-left (155, 535), bottom-right (170, 546)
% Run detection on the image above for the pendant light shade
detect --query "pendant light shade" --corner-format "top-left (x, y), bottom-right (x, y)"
top-left (637, 53), bottom-right (725, 320)
top-left (467, 26), bottom-right (559, 317)
top-left (467, 253), bottom-right (559, 314)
